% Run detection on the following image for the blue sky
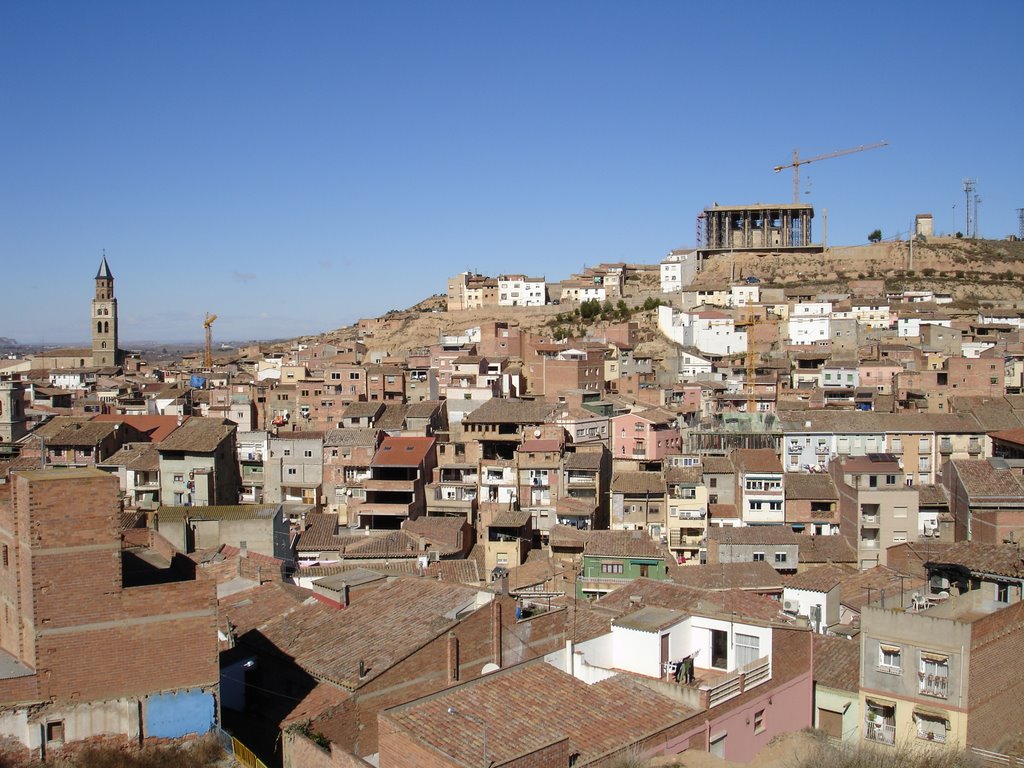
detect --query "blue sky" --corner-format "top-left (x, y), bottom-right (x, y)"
top-left (2, 1), bottom-right (1022, 344)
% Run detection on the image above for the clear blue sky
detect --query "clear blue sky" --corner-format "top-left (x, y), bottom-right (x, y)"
top-left (2, 1), bottom-right (1022, 345)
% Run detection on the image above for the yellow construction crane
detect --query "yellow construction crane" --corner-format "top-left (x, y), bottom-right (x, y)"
top-left (203, 313), bottom-right (217, 368)
top-left (774, 141), bottom-right (889, 203)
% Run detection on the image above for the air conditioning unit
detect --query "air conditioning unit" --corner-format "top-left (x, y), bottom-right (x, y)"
top-left (783, 599), bottom-right (800, 614)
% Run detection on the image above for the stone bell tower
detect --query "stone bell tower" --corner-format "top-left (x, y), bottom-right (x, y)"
top-left (91, 255), bottom-right (120, 367)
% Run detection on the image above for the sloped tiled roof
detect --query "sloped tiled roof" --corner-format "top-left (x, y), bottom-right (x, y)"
top-left (785, 563), bottom-right (852, 593)
top-left (158, 504), bottom-right (279, 521)
top-left (798, 535), bottom-right (858, 564)
top-left (950, 459), bottom-right (1024, 501)
top-left (709, 526), bottom-right (801, 546)
top-left (563, 451), bottom-right (603, 470)
top-left (584, 530), bottom-right (663, 559)
top-left (785, 472), bottom-right (838, 501)
top-left (594, 578), bottom-right (787, 624)
top-left (251, 578), bottom-right (482, 689)
top-left (462, 398), bottom-right (558, 425)
top-left (925, 541), bottom-right (1024, 579)
top-left (839, 566), bottom-right (925, 612)
top-left (670, 561), bottom-right (783, 592)
top-left (813, 634), bottom-right (860, 693)
top-left (157, 417), bottom-right (235, 453)
top-left (383, 661), bottom-right (698, 766)
top-left (611, 471), bottom-right (666, 495)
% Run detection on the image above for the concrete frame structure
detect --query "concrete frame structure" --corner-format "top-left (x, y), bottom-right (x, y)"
top-left (699, 203), bottom-right (817, 253)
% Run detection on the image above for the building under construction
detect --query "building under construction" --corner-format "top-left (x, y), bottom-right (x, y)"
top-left (697, 203), bottom-right (821, 253)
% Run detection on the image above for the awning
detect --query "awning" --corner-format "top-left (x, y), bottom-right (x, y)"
top-left (913, 706), bottom-right (950, 722)
top-left (866, 696), bottom-right (896, 709)
top-left (921, 652), bottom-right (948, 663)
top-left (880, 644), bottom-right (901, 654)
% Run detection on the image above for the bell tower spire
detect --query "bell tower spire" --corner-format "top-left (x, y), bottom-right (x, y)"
top-left (91, 251), bottom-right (119, 367)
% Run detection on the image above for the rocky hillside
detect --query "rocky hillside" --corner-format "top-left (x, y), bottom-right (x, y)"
top-left (287, 238), bottom-right (1024, 359)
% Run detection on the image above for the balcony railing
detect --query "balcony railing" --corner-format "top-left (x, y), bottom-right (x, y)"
top-left (919, 675), bottom-right (949, 698)
top-left (865, 720), bottom-right (896, 745)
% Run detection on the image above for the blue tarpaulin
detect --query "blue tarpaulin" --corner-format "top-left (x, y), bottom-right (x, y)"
top-left (189, 375), bottom-right (207, 388)
top-left (145, 689), bottom-right (215, 738)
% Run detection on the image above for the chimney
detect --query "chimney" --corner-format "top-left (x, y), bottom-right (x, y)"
top-left (447, 632), bottom-right (460, 683)
top-left (358, 659), bottom-right (366, 679)
top-left (565, 639), bottom-right (574, 676)
top-left (491, 600), bottom-right (502, 668)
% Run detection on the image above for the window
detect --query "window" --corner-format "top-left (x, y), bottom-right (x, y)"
top-left (709, 478), bottom-right (717, 488)
top-left (735, 633), bottom-right (760, 668)
top-left (287, 468), bottom-right (297, 476)
top-left (919, 653), bottom-right (949, 698)
top-left (915, 712), bottom-right (947, 743)
top-left (349, 372), bottom-right (360, 380)
top-left (753, 552), bottom-right (766, 562)
top-left (753, 708), bottom-right (765, 734)
top-left (46, 721), bottom-right (64, 744)
top-left (304, 450), bottom-right (313, 458)
top-left (879, 643), bottom-right (902, 673)
top-left (283, 448), bottom-right (291, 456)
top-left (997, 583), bottom-right (1010, 603)
top-left (173, 474), bottom-right (184, 483)
top-left (893, 531), bottom-right (908, 543)
top-left (774, 552), bottom-right (787, 564)
top-left (600, 563), bottom-right (624, 574)
top-left (2, 545), bottom-right (7, 567)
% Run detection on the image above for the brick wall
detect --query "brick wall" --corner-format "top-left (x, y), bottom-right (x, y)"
top-left (966, 599), bottom-right (1024, 750)
top-left (4, 470), bottom-right (220, 706)
top-left (283, 731), bottom-right (372, 768)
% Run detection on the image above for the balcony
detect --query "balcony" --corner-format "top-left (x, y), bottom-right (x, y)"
top-left (357, 502), bottom-right (415, 517)
top-left (861, 537), bottom-right (880, 550)
top-left (861, 514), bottom-right (880, 527)
top-left (567, 473), bottom-right (597, 486)
top-left (865, 720), bottom-right (896, 746)
top-left (363, 478), bottom-right (416, 493)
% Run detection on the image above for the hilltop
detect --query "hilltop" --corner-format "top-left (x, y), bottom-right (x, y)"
top-left (285, 238), bottom-right (1024, 360)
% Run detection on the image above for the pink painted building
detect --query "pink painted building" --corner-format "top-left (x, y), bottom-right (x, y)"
top-left (611, 408), bottom-right (682, 462)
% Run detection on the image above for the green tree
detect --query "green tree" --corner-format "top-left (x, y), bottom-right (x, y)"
top-left (868, 229), bottom-right (882, 243)
top-left (579, 299), bottom-right (601, 320)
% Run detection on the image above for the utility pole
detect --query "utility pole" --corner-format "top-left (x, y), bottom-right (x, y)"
top-left (974, 195), bottom-right (982, 239)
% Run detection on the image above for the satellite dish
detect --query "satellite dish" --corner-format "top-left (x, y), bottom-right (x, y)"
top-left (480, 663), bottom-right (500, 675)
top-left (534, 429), bottom-right (542, 438)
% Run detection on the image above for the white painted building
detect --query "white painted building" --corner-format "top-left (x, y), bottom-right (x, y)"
top-left (498, 275), bottom-right (546, 307)
top-left (660, 250), bottom-right (699, 293)
top-left (897, 315), bottom-right (952, 338)
top-left (658, 306), bottom-right (746, 357)
top-left (730, 284), bottom-right (760, 307)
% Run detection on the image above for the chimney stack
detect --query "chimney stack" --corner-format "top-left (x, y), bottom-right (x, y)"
top-left (447, 632), bottom-right (460, 683)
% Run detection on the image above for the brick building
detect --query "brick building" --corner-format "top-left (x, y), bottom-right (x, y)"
top-left (0, 468), bottom-right (219, 757)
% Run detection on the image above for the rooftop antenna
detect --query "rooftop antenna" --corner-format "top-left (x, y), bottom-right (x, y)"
top-left (974, 194), bottom-right (982, 239)
top-left (1017, 208), bottom-right (1024, 240)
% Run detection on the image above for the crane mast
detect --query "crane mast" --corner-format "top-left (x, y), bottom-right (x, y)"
top-left (774, 141), bottom-right (889, 203)
top-left (203, 313), bottom-right (217, 369)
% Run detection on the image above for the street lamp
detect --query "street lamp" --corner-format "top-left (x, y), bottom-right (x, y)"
top-left (446, 706), bottom-right (488, 768)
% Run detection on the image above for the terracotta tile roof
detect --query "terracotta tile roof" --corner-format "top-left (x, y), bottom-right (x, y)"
top-left (93, 414), bottom-right (185, 442)
top-left (563, 451), bottom-right (602, 470)
top-left (702, 456), bottom-right (735, 474)
top-left (548, 524), bottom-right (593, 549)
top-left (371, 436), bottom-right (435, 467)
top-left (461, 398), bottom-right (558, 425)
top-left (925, 541), bottom-right (1024, 579)
top-left (401, 516), bottom-right (467, 554)
top-left (611, 471), bottom-right (666, 495)
top-left (101, 442), bottom-right (160, 471)
top-left (709, 526), bottom-right (801, 545)
top-left (666, 466), bottom-right (702, 484)
top-left (732, 448), bottom-right (783, 474)
top-left (282, 682), bottom-right (352, 729)
top-left (42, 420), bottom-right (121, 447)
top-left (157, 417), bottom-right (235, 453)
top-left (584, 530), bottom-right (664, 559)
top-left (950, 459), bottom-right (1024, 500)
top-left (253, 578), bottom-right (482, 689)
top-left (517, 438), bottom-right (562, 453)
top-left (813, 634), bottom-right (860, 693)
top-left (324, 428), bottom-right (380, 447)
top-left (158, 504), bottom-right (280, 521)
top-left (295, 513), bottom-right (341, 552)
top-left (383, 661), bottom-right (698, 766)
top-left (593, 578), bottom-right (787, 624)
top-left (220, 581), bottom-right (313, 640)
top-left (669, 562), bottom-right (783, 592)
top-left (708, 503), bottom-right (737, 518)
top-left (990, 428), bottom-right (1024, 447)
top-left (341, 402), bottom-right (385, 419)
top-left (917, 483), bottom-right (949, 507)
top-left (839, 566), bottom-right (925, 612)
top-left (488, 508), bottom-right (533, 529)
top-left (798, 535), bottom-right (858, 564)
top-left (785, 473), bottom-right (838, 501)
top-left (298, 560), bottom-right (482, 586)
top-left (785, 563), bottom-right (852, 592)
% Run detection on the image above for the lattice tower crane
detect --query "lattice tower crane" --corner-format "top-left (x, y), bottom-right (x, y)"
top-left (203, 313), bottom-right (217, 368)
top-left (774, 141), bottom-right (889, 203)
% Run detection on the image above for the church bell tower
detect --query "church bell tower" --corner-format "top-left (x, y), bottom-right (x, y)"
top-left (91, 255), bottom-right (119, 367)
